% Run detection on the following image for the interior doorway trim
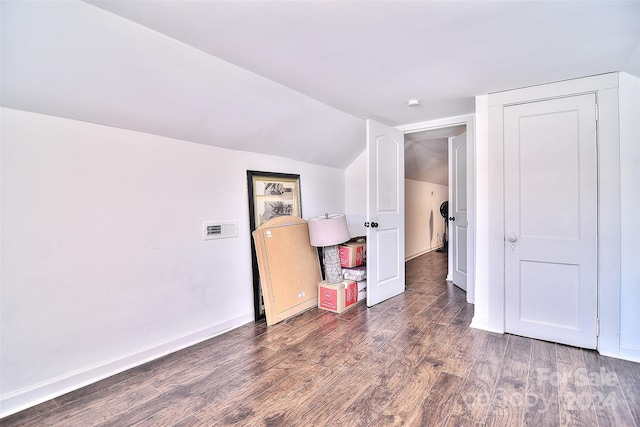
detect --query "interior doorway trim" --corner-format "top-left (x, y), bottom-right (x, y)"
top-left (484, 73), bottom-right (621, 356)
top-left (397, 114), bottom-right (476, 304)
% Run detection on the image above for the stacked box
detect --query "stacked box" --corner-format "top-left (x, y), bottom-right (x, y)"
top-left (318, 280), bottom-right (362, 313)
top-left (342, 265), bottom-right (366, 281)
top-left (357, 280), bottom-right (367, 301)
top-left (339, 241), bottom-right (366, 267)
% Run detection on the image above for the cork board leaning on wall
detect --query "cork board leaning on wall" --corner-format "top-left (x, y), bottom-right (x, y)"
top-left (252, 216), bottom-right (321, 326)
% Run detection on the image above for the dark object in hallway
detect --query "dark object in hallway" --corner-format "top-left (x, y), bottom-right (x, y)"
top-left (437, 200), bottom-right (448, 253)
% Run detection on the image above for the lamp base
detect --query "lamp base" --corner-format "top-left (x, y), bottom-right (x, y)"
top-left (323, 245), bottom-right (343, 284)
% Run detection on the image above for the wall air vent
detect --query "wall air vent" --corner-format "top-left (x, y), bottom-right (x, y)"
top-left (203, 221), bottom-right (238, 240)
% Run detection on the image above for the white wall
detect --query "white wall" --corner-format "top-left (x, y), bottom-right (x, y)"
top-left (619, 72), bottom-right (640, 360)
top-left (0, 108), bottom-right (346, 416)
top-left (345, 151), bottom-right (366, 237)
top-left (471, 97), bottom-right (491, 329)
top-left (405, 179), bottom-right (448, 259)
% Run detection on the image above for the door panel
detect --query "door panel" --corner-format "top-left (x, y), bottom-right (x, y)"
top-left (376, 229), bottom-right (399, 282)
top-left (519, 261), bottom-right (580, 327)
top-left (366, 119), bottom-right (405, 307)
top-left (451, 132), bottom-right (467, 291)
top-left (504, 94), bottom-right (597, 349)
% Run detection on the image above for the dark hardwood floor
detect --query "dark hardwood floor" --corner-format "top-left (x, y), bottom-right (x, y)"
top-left (3, 251), bottom-right (639, 426)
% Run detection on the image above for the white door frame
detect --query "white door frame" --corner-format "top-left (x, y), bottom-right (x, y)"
top-left (397, 114), bottom-right (476, 304)
top-left (482, 73), bottom-right (621, 355)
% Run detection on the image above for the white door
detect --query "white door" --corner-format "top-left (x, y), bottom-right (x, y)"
top-left (450, 132), bottom-right (467, 291)
top-left (366, 119), bottom-right (405, 307)
top-left (504, 94), bottom-right (597, 349)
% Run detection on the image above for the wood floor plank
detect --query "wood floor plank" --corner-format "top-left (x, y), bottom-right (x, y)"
top-left (582, 349), bottom-right (636, 427)
top-left (278, 313), bottom-right (365, 366)
top-left (379, 319), bottom-right (432, 359)
top-left (55, 385), bottom-right (160, 426)
top-left (527, 339), bottom-right (558, 403)
top-left (445, 413), bottom-right (484, 427)
top-left (4, 251), bottom-right (640, 427)
top-left (556, 345), bottom-right (598, 427)
top-left (484, 335), bottom-right (531, 427)
top-left (319, 326), bottom-right (397, 368)
top-left (610, 355), bottom-right (640, 426)
top-left (438, 302), bottom-right (474, 342)
top-left (408, 372), bottom-right (466, 426)
top-left (150, 344), bottom-right (276, 392)
top-left (522, 396), bottom-right (560, 427)
top-left (405, 306), bottom-right (438, 332)
top-left (451, 332), bottom-right (509, 423)
top-left (401, 293), bottom-right (441, 318)
top-left (376, 343), bottom-right (453, 426)
top-left (93, 345), bottom-right (287, 427)
top-left (259, 313), bottom-right (339, 351)
top-left (327, 354), bottom-right (419, 426)
top-left (0, 400), bottom-right (59, 427)
top-left (485, 388), bottom-right (528, 427)
top-left (250, 365), bottom-right (352, 427)
top-left (443, 328), bottom-right (489, 379)
top-left (432, 300), bottom-right (465, 326)
top-left (294, 365), bottom-right (373, 426)
top-left (206, 362), bottom-right (339, 426)
top-left (148, 361), bottom-right (293, 426)
top-left (167, 415), bottom-right (209, 427)
top-left (417, 304), bottom-right (449, 323)
top-left (402, 325), bottom-right (450, 368)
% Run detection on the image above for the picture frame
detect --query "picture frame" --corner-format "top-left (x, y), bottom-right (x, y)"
top-left (247, 170), bottom-right (302, 320)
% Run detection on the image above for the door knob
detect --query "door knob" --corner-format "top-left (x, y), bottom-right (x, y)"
top-left (371, 222), bottom-right (379, 228)
top-left (449, 216), bottom-right (455, 221)
top-left (508, 233), bottom-right (518, 242)
top-left (364, 222), bottom-right (370, 228)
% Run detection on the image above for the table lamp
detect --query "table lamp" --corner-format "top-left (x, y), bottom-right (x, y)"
top-left (308, 213), bottom-right (351, 284)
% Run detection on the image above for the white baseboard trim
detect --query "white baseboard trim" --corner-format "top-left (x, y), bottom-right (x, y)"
top-left (468, 324), bottom-right (640, 363)
top-left (469, 317), bottom-right (504, 334)
top-left (619, 344), bottom-right (640, 363)
top-left (598, 350), bottom-right (640, 363)
top-left (0, 313), bottom-right (253, 419)
top-left (405, 245), bottom-right (445, 261)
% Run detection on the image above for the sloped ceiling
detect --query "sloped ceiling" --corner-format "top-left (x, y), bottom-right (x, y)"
top-left (2, 1), bottom-right (639, 173)
top-left (405, 125), bottom-right (465, 185)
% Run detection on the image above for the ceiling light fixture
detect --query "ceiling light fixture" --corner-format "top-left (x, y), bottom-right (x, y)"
top-left (407, 99), bottom-right (421, 107)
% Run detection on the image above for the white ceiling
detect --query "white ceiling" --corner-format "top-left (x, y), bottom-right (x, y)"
top-left (2, 1), bottom-right (639, 176)
top-left (405, 125), bottom-right (465, 185)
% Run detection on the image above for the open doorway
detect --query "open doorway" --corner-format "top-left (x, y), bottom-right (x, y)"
top-left (404, 125), bottom-right (465, 261)
top-left (399, 114), bottom-right (475, 304)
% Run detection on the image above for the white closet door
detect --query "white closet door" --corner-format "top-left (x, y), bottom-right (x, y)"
top-left (504, 94), bottom-right (597, 349)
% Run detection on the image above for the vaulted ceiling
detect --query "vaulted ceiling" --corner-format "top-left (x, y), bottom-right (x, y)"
top-left (2, 1), bottom-right (639, 176)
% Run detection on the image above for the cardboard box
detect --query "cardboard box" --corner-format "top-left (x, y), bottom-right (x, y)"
top-left (318, 280), bottom-right (362, 313)
top-left (339, 241), bottom-right (366, 267)
top-left (357, 280), bottom-right (366, 301)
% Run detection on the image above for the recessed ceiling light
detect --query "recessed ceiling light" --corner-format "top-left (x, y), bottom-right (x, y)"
top-left (407, 99), bottom-right (420, 107)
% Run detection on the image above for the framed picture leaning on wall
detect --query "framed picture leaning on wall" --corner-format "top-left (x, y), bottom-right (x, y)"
top-left (247, 170), bottom-right (302, 319)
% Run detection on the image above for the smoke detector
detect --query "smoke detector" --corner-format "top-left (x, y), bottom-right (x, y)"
top-left (407, 99), bottom-right (421, 107)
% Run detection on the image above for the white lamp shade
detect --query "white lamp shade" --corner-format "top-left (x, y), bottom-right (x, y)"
top-left (308, 213), bottom-right (351, 247)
